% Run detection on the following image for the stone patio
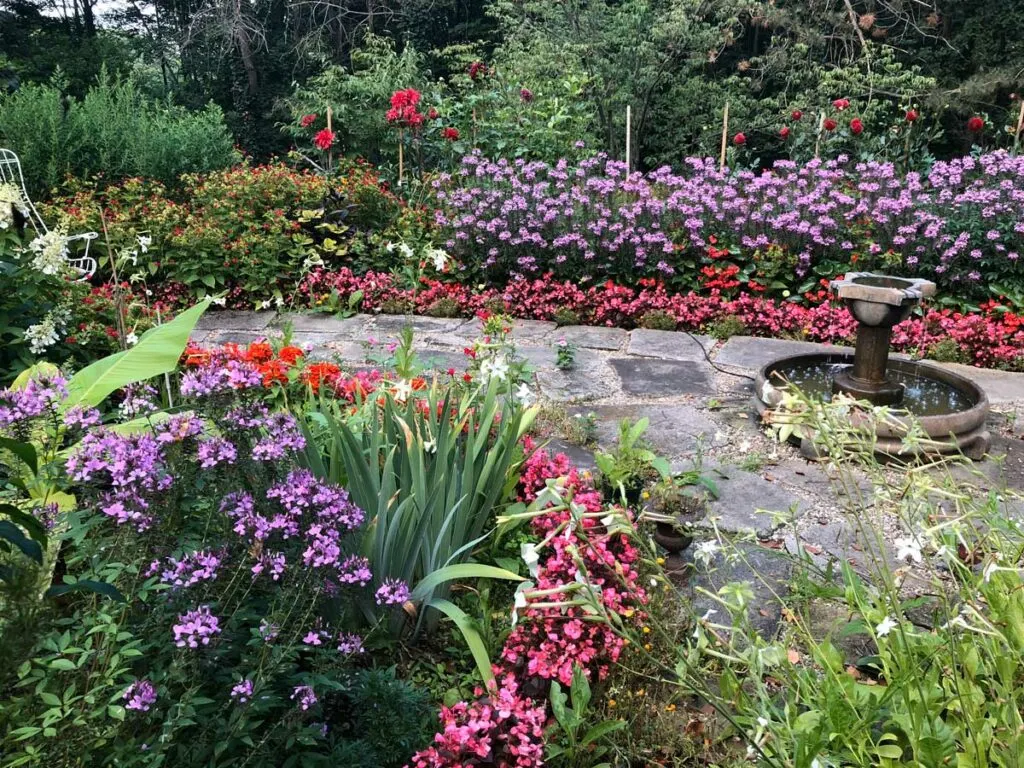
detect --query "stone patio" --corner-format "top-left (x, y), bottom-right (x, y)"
top-left (193, 310), bottom-right (1024, 637)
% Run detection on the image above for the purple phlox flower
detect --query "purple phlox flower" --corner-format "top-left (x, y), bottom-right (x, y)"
top-left (123, 679), bottom-right (158, 712)
top-left (291, 685), bottom-right (317, 711)
top-left (155, 413), bottom-right (205, 444)
top-left (374, 578), bottom-right (411, 606)
top-left (173, 606), bottom-right (221, 648)
top-left (159, 550), bottom-right (221, 588)
top-left (0, 375), bottom-right (68, 427)
top-left (258, 619), bottom-right (279, 643)
top-left (196, 436), bottom-right (237, 468)
top-left (230, 679), bottom-right (254, 704)
top-left (251, 413), bottom-right (306, 461)
top-left (336, 633), bottom-right (365, 655)
top-left (118, 383), bottom-right (159, 419)
top-left (180, 360), bottom-right (261, 399)
top-left (62, 405), bottom-right (101, 431)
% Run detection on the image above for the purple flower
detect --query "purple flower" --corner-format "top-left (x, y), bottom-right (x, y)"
top-left (63, 405), bottom-right (101, 431)
top-left (196, 437), bottom-right (237, 468)
top-left (173, 606), bottom-right (221, 648)
top-left (180, 360), bottom-right (261, 398)
top-left (119, 384), bottom-right (159, 419)
top-left (374, 578), bottom-right (411, 606)
top-left (159, 550), bottom-right (221, 588)
top-left (337, 555), bottom-right (372, 586)
top-left (0, 375), bottom-right (67, 427)
top-left (123, 679), bottom-right (158, 712)
top-left (251, 413), bottom-right (306, 461)
top-left (258, 619), bottom-right (279, 643)
top-left (291, 685), bottom-right (317, 711)
top-left (231, 679), bottom-right (254, 703)
top-left (336, 633), bottom-right (365, 655)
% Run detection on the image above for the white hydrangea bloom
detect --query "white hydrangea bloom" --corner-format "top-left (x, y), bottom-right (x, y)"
top-left (25, 315), bottom-right (60, 354)
top-left (27, 229), bottom-right (70, 276)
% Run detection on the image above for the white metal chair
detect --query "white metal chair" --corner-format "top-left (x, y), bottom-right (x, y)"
top-left (0, 148), bottom-right (98, 280)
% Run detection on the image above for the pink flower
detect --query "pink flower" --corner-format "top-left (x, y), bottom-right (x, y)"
top-left (299, 113), bottom-right (317, 128)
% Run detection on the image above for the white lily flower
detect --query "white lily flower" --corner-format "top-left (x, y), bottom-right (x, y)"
top-left (391, 379), bottom-right (413, 402)
top-left (693, 540), bottom-right (720, 567)
top-left (520, 542), bottom-right (540, 578)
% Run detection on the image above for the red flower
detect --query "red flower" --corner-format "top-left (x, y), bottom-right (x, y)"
top-left (520, 88), bottom-right (534, 103)
top-left (313, 129), bottom-right (335, 150)
top-left (390, 88), bottom-right (421, 109)
top-left (791, 109), bottom-right (803, 121)
top-left (850, 117), bottom-right (864, 135)
top-left (428, 107), bottom-right (439, 120)
top-left (779, 126), bottom-right (791, 139)
top-left (386, 89), bottom-right (425, 128)
top-left (468, 61), bottom-right (487, 80)
top-left (733, 132), bottom-right (746, 146)
top-left (832, 98), bottom-right (850, 111)
top-left (278, 346), bottom-right (304, 365)
top-left (299, 113), bottom-right (317, 128)
top-left (967, 116), bottom-right (985, 133)
top-left (441, 127), bottom-right (460, 141)
top-left (905, 109), bottom-right (919, 122)
top-left (824, 118), bottom-right (838, 132)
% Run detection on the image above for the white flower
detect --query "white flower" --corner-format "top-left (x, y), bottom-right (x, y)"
top-left (423, 439), bottom-right (436, 454)
top-left (258, 300), bottom-right (272, 310)
top-left (125, 332), bottom-right (139, 346)
top-left (0, 183), bottom-right (26, 230)
top-left (385, 242), bottom-right (396, 253)
top-left (211, 297), bottom-right (227, 307)
top-left (520, 542), bottom-right (540, 577)
top-left (693, 540), bottom-right (720, 567)
top-left (424, 246), bottom-right (448, 272)
top-left (479, 356), bottom-right (510, 382)
top-left (515, 382), bottom-right (535, 406)
top-left (27, 229), bottom-right (69, 276)
top-left (391, 379), bottom-right (413, 402)
top-left (875, 616), bottom-right (898, 637)
top-left (511, 588), bottom-right (529, 627)
top-left (25, 317), bottom-right (59, 354)
top-left (894, 536), bottom-right (923, 564)
top-left (303, 253), bottom-right (324, 270)
top-left (137, 235), bottom-right (151, 253)
top-left (274, 296), bottom-right (284, 308)
top-left (398, 243), bottom-right (414, 260)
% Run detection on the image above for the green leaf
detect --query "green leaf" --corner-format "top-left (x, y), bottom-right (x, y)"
top-left (46, 580), bottom-right (125, 602)
top-left (549, 680), bottom-right (569, 731)
top-left (48, 659), bottom-right (76, 671)
top-left (410, 564), bottom-right (523, 603)
top-left (0, 503), bottom-right (46, 544)
top-left (0, 437), bottom-right (38, 475)
top-left (428, 598), bottom-right (494, 686)
top-left (580, 719), bottom-right (627, 747)
top-left (0, 520), bottom-right (43, 563)
top-left (65, 299), bottom-right (210, 409)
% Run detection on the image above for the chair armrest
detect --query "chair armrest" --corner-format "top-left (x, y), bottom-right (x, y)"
top-left (65, 232), bottom-right (99, 243)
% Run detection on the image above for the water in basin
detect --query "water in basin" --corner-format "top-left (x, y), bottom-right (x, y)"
top-left (768, 361), bottom-right (975, 417)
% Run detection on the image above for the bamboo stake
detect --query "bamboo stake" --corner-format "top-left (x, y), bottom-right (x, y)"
top-left (625, 105), bottom-right (632, 172)
top-left (398, 128), bottom-right (404, 187)
top-left (1014, 100), bottom-right (1024, 156)
top-left (719, 102), bottom-right (729, 172)
top-left (814, 112), bottom-right (825, 159)
top-left (326, 106), bottom-right (333, 173)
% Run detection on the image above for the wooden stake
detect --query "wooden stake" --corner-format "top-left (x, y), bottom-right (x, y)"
top-left (1014, 100), bottom-right (1024, 156)
top-left (625, 105), bottom-right (632, 172)
top-left (719, 102), bottom-right (729, 173)
top-left (326, 106), bottom-right (333, 173)
top-left (814, 112), bottom-right (825, 159)
top-left (398, 128), bottom-right (404, 187)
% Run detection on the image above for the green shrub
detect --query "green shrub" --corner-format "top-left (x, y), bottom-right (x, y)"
top-left (425, 296), bottom-right (462, 318)
top-left (0, 71), bottom-right (238, 196)
top-left (638, 309), bottom-right (677, 331)
top-left (927, 337), bottom-right (970, 364)
top-left (706, 315), bottom-right (747, 341)
top-left (552, 307), bottom-right (581, 326)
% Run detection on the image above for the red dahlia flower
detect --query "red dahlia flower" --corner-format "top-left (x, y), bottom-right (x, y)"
top-left (779, 126), bottom-right (790, 139)
top-left (428, 107), bottom-right (439, 120)
top-left (733, 132), bottom-right (746, 146)
top-left (791, 109), bottom-right (803, 121)
top-left (299, 113), bottom-right (317, 128)
top-left (468, 61), bottom-right (487, 80)
top-left (442, 127), bottom-right (460, 140)
top-left (520, 88), bottom-right (534, 103)
top-left (824, 118), bottom-right (838, 132)
top-left (832, 98), bottom-right (850, 111)
top-left (967, 116), bottom-right (985, 133)
top-left (850, 117), bottom-right (864, 135)
top-left (906, 109), bottom-right (919, 122)
top-left (313, 129), bottom-right (335, 150)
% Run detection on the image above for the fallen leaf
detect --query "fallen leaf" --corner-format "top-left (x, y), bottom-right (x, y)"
top-left (787, 648), bottom-right (801, 664)
top-left (803, 544), bottom-right (823, 555)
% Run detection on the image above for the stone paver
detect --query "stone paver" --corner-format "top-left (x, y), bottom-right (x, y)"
top-left (573, 403), bottom-right (726, 459)
top-left (609, 358), bottom-right (715, 397)
top-left (368, 314), bottom-right (471, 336)
top-left (690, 465), bottom-right (807, 538)
top-left (555, 325), bottom-right (627, 351)
top-left (510, 319), bottom-right (558, 343)
top-left (272, 312), bottom-right (368, 335)
top-left (195, 310), bottom-right (275, 332)
top-left (714, 336), bottom-right (844, 373)
top-left (627, 329), bottom-right (713, 362)
top-left (939, 363), bottom-right (1024, 405)
top-left (537, 357), bottom-right (617, 403)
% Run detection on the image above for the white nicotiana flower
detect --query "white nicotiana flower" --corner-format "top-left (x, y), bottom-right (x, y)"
top-left (875, 616), bottom-right (898, 637)
top-left (137, 234), bottom-right (151, 253)
top-left (424, 246), bottom-right (448, 272)
top-left (125, 332), bottom-right (139, 346)
top-left (303, 253), bottom-right (324, 270)
top-left (479, 355), bottom-right (510, 382)
top-left (385, 242), bottom-right (396, 253)
top-left (515, 382), bottom-right (535, 406)
top-left (259, 300), bottom-right (272, 310)
top-left (274, 296), bottom-right (284, 308)
top-left (391, 379), bottom-right (413, 402)
top-left (27, 229), bottom-right (69, 276)
top-left (511, 588), bottom-right (529, 627)
top-left (398, 243), bottom-right (414, 260)
top-left (423, 439), bottom-right (436, 454)
top-left (211, 296), bottom-right (227, 307)
top-left (894, 536), bottom-right (923, 564)
top-left (693, 540), bottom-right (720, 567)
top-left (520, 542), bottom-right (540, 577)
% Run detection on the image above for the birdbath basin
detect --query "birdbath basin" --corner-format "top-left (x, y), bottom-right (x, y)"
top-left (829, 272), bottom-right (936, 406)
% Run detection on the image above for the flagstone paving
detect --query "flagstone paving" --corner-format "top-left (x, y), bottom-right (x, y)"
top-left (193, 310), bottom-right (1024, 638)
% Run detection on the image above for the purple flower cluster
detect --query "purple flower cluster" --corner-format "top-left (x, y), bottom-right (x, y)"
top-left (159, 550), bottom-right (222, 588)
top-left (196, 436), bottom-right (237, 467)
top-left (63, 405), bottom-right (101, 431)
top-left (119, 383), bottom-right (160, 419)
top-left (251, 550), bottom-right (286, 580)
top-left (123, 679), bottom-right (158, 712)
top-left (66, 431), bottom-right (172, 530)
top-left (434, 150), bottom-right (1024, 288)
top-left (0, 375), bottom-right (67, 428)
top-left (251, 413), bottom-right (306, 461)
top-left (291, 685), bottom-right (317, 711)
top-left (173, 605), bottom-right (221, 648)
top-left (180, 360), bottom-right (262, 398)
top-left (374, 578), bottom-right (411, 606)
top-left (336, 633), bottom-right (365, 655)
top-left (230, 679), bottom-right (254, 703)
top-left (155, 413), bottom-right (204, 444)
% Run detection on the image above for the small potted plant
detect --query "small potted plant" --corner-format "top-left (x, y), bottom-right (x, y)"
top-left (643, 470), bottom-right (718, 553)
top-left (594, 418), bottom-right (670, 506)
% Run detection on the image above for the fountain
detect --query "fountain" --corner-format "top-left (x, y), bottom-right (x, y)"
top-left (754, 272), bottom-right (990, 459)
